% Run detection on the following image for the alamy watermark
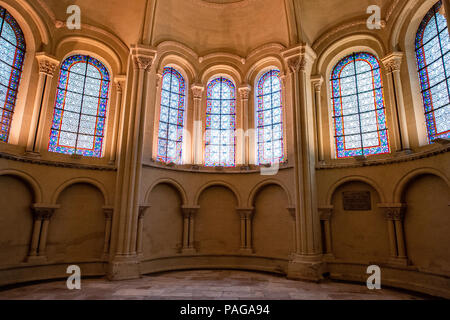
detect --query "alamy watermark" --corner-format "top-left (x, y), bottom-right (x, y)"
top-left (66, 265), bottom-right (81, 290)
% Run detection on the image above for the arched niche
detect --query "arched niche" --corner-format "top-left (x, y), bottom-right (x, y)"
top-left (329, 180), bottom-right (390, 263)
top-left (195, 185), bottom-right (240, 254)
top-left (252, 183), bottom-right (293, 259)
top-left (47, 182), bottom-right (106, 262)
top-left (402, 173), bottom-right (450, 274)
top-left (0, 174), bottom-right (34, 266)
top-left (143, 182), bottom-right (184, 258)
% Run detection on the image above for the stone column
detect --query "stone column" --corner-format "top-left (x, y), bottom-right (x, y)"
top-left (181, 206), bottom-right (199, 254)
top-left (238, 85), bottom-right (251, 166)
top-left (109, 77), bottom-right (126, 164)
top-left (102, 207), bottom-right (114, 259)
top-left (381, 52), bottom-right (410, 152)
top-left (27, 204), bottom-right (59, 262)
top-left (379, 204), bottom-right (408, 266)
top-left (318, 207), bottom-right (333, 257)
top-left (311, 76), bottom-right (324, 162)
top-left (282, 45), bottom-right (324, 281)
top-left (237, 208), bottom-right (254, 253)
top-left (191, 85), bottom-right (204, 166)
top-left (108, 45), bottom-right (156, 280)
top-left (26, 53), bottom-right (59, 155)
top-left (136, 205), bottom-right (150, 256)
top-left (287, 207), bottom-right (297, 253)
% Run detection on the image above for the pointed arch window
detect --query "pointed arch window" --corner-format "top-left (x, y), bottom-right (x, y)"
top-left (415, 0), bottom-right (450, 142)
top-left (156, 67), bottom-right (186, 164)
top-left (49, 55), bottom-right (110, 157)
top-left (256, 69), bottom-right (284, 165)
top-left (0, 6), bottom-right (26, 142)
top-left (205, 77), bottom-right (236, 167)
top-left (330, 52), bottom-right (390, 158)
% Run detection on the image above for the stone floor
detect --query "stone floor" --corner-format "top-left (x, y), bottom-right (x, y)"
top-left (0, 270), bottom-right (426, 300)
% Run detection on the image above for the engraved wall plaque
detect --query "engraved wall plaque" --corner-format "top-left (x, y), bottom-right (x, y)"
top-left (343, 191), bottom-right (371, 211)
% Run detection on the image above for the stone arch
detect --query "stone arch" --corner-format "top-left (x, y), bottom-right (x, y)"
top-left (146, 178), bottom-right (188, 205)
top-left (248, 179), bottom-right (293, 208)
top-left (51, 177), bottom-right (109, 205)
top-left (195, 180), bottom-right (241, 207)
top-left (394, 167), bottom-right (450, 203)
top-left (0, 169), bottom-right (42, 203)
top-left (326, 176), bottom-right (386, 206)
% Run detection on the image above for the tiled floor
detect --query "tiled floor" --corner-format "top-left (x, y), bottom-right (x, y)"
top-left (0, 270), bottom-right (425, 300)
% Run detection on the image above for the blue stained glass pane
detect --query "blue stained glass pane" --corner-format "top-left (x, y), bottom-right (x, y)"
top-left (330, 52), bottom-right (390, 158)
top-left (48, 55), bottom-right (110, 157)
top-left (256, 69), bottom-right (284, 165)
top-left (205, 77), bottom-right (236, 167)
top-left (415, 0), bottom-right (450, 142)
top-left (156, 67), bottom-right (186, 164)
top-left (0, 6), bottom-right (26, 143)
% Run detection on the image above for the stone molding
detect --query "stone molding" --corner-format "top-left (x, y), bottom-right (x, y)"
top-left (31, 204), bottom-right (60, 220)
top-left (381, 52), bottom-right (404, 74)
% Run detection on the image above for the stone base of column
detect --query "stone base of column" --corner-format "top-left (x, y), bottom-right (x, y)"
top-left (287, 254), bottom-right (325, 282)
top-left (322, 253), bottom-right (335, 261)
top-left (107, 255), bottom-right (141, 280)
top-left (182, 248), bottom-right (196, 255)
top-left (239, 248), bottom-right (254, 255)
top-left (26, 255), bottom-right (47, 264)
top-left (388, 257), bottom-right (409, 267)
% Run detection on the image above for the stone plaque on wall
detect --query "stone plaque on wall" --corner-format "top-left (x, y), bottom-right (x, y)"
top-left (342, 191), bottom-right (371, 211)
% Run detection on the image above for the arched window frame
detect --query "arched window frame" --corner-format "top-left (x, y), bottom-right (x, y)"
top-left (255, 69), bottom-right (284, 165)
top-left (48, 54), bottom-right (111, 157)
top-left (415, 0), bottom-right (450, 142)
top-left (330, 52), bottom-right (390, 158)
top-left (156, 66), bottom-right (186, 164)
top-left (0, 6), bottom-right (26, 143)
top-left (205, 76), bottom-right (236, 167)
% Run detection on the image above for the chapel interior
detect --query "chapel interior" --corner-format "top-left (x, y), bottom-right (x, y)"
top-left (0, 0), bottom-right (449, 300)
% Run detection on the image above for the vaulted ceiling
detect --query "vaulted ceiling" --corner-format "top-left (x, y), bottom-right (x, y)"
top-left (36, 0), bottom-right (396, 56)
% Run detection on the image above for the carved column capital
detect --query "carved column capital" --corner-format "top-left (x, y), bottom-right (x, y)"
top-left (35, 53), bottom-right (59, 77)
top-left (191, 84), bottom-right (205, 100)
top-left (182, 206), bottom-right (200, 218)
top-left (236, 207), bottom-right (254, 219)
top-left (379, 204), bottom-right (407, 221)
top-left (103, 206), bottom-right (114, 220)
top-left (114, 76), bottom-right (126, 93)
top-left (31, 204), bottom-right (59, 220)
top-left (138, 205), bottom-right (151, 219)
top-left (281, 44), bottom-right (317, 74)
top-left (130, 44), bottom-right (157, 72)
top-left (381, 52), bottom-right (404, 74)
top-left (238, 85), bottom-right (252, 101)
top-left (318, 207), bottom-right (333, 221)
top-left (311, 75), bottom-right (324, 92)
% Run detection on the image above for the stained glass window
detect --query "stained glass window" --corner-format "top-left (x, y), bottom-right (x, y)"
top-left (0, 6), bottom-right (25, 142)
top-left (156, 67), bottom-right (186, 164)
top-left (205, 77), bottom-right (236, 167)
top-left (415, 0), bottom-right (450, 142)
top-left (256, 69), bottom-right (284, 164)
top-left (49, 55), bottom-right (110, 157)
top-left (331, 52), bottom-right (390, 158)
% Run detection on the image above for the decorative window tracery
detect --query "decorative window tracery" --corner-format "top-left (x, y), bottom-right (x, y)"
top-left (205, 77), bottom-right (236, 167)
top-left (330, 52), bottom-right (390, 158)
top-left (156, 67), bottom-right (186, 164)
top-left (0, 6), bottom-right (26, 142)
top-left (415, 0), bottom-right (450, 142)
top-left (256, 69), bottom-right (284, 164)
top-left (49, 55), bottom-right (110, 157)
